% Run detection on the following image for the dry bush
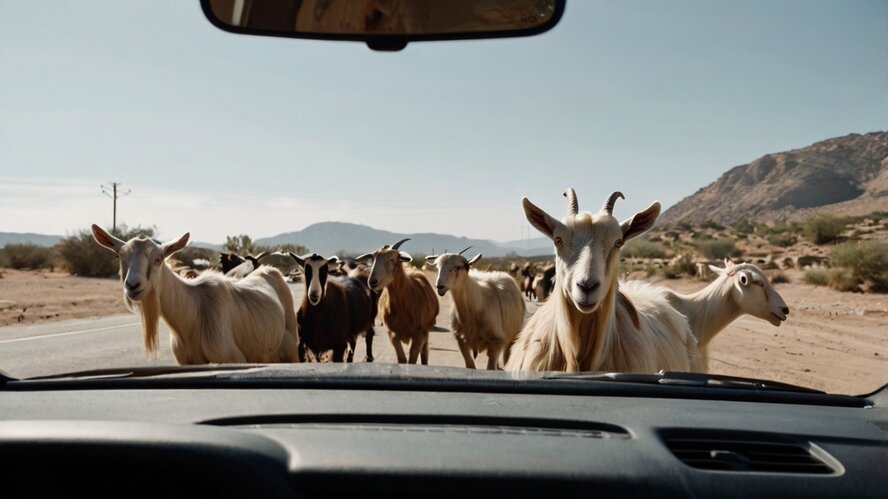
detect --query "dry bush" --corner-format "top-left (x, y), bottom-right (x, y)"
top-left (622, 238), bottom-right (666, 259)
top-left (829, 241), bottom-right (888, 293)
top-left (804, 270), bottom-right (829, 286)
top-left (804, 213), bottom-right (845, 245)
top-left (1, 243), bottom-right (54, 270)
top-left (698, 240), bottom-right (741, 260)
top-left (770, 272), bottom-right (790, 284)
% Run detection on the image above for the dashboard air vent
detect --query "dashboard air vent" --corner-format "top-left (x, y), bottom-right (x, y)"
top-left (662, 431), bottom-right (835, 474)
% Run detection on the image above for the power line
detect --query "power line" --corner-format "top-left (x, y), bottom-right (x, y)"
top-left (100, 182), bottom-right (131, 233)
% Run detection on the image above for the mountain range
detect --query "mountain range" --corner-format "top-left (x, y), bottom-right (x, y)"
top-left (659, 131), bottom-right (888, 226)
top-left (0, 224), bottom-right (552, 258)
top-left (254, 222), bottom-right (552, 257)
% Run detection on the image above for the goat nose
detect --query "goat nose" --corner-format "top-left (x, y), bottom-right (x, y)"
top-left (368, 279), bottom-right (378, 288)
top-left (576, 279), bottom-right (600, 293)
top-left (782, 306), bottom-right (789, 315)
top-left (125, 280), bottom-right (139, 291)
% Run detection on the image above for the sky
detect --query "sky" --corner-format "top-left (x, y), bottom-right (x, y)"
top-left (1, 0), bottom-right (886, 244)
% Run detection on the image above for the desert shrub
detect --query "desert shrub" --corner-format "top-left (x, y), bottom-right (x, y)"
top-left (57, 232), bottom-right (119, 277)
top-left (660, 254), bottom-right (696, 279)
top-left (733, 219), bottom-right (755, 234)
top-left (826, 268), bottom-right (860, 292)
top-left (804, 270), bottom-right (829, 286)
top-left (224, 234), bottom-right (259, 254)
top-left (622, 238), bottom-right (666, 259)
top-left (766, 233), bottom-right (797, 247)
top-left (56, 224), bottom-right (155, 277)
top-left (698, 240), bottom-right (741, 260)
top-left (757, 222), bottom-right (798, 236)
top-left (410, 253), bottom-right (427, 269)
top-left (803, 213), bottom-right (845, 245)
top-left (1, 243), bottom-right (54, 270)
top-left (770, 272), bottom-right (790, 284)
top-left (829, 241), bottom-right (888, 291)
top-left (701, 220), bottom-right (725, 230)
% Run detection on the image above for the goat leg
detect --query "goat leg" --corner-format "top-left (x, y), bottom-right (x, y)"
top-left (364, 328), bottom-right (375, 362)
top-left (389, 331), bottom-right (407, 363)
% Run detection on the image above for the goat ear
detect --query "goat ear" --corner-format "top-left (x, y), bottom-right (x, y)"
top-left (724, 257), bottom-right (734, 268)
top-left (91, 224), bottom-right (124, 253)
top-left (467, 254), bottom-right (482, 266)
top-left (288, 252), bottom-right (305, 267)
top-left (620, 201), bottom-right (661, 243)
top-left (162, 233), bottom-right (190, 258)
top-left (708, 264), bottom-right (725, 275)
top-left (327, 256), bottom-right (339, 266)
top-left (399, 251), bottom-right (412, 262)
top-left (355, 253), bottom-right (373, 262)
top-left (522, 197), bottom-right (562, 240)
top-left (425, 255), bottom-right (438, 264)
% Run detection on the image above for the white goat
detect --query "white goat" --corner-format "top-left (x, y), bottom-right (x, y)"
top-left (426, 247), bottom-right (525, 370)
top-left (92, 225), bottom-right (299, 364)
top-left (506, 189), bottom-right (699, 373)
top-left (649, 258), bottom-right (789, 370)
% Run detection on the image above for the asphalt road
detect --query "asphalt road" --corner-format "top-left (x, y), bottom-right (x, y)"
top-left (0, 281), bottom-right (540, 379)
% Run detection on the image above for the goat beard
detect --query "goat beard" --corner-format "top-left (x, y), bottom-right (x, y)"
top-left (126, 289), bottom-right (161, 355)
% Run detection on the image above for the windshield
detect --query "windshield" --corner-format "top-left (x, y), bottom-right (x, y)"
top-left (0, 1), bottom-right (885, 395)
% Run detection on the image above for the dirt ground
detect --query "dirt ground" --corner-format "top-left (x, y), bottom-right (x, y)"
top-left (0, 269), bottom-right (126, 326)
top-left (1, 268), bottom-right (885, 394)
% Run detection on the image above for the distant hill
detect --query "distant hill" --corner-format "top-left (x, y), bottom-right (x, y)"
top-left (255, 221), bottom-right (552, 257)
top-left (0, 224), bottom-right (553, 257)
top-left (191, 241), bottom-right (223, 251)
top-left (0, 232), bottom-right (62, 247)
top-left (660, 131), bottom-right (888, 226)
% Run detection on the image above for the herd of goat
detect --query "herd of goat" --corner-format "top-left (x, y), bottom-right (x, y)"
top-left (90, 188), bottom-right (790, 373)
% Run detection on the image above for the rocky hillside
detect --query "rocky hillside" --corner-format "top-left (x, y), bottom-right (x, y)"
top-left (659, 131), bottom-right (888, 226)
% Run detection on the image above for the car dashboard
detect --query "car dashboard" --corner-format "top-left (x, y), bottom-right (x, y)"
top-left (0, 366), bottom-right (886, 499)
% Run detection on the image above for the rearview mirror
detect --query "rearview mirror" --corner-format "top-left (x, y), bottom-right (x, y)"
top-left (201, 0), bottom-right (565, 51)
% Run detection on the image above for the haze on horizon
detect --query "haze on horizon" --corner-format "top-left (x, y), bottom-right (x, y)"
top-left (1, 1), bottom-right (885, 244)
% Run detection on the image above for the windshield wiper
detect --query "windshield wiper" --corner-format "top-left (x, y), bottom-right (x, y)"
top-left (541, 371), bottom-right (824, 394)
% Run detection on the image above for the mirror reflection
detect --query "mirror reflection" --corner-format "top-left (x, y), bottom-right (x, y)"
top-left (208, 0), bottom-right (558, 36)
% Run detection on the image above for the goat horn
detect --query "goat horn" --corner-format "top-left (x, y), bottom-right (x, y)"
top-left (563, 188), bottom-right (578, 216)
top-left (391, 238), bottom-right (410, 250)
top-left (458, 246), bottom-right (472, 255)
top-left (601, 191), bottom-right (625, 216)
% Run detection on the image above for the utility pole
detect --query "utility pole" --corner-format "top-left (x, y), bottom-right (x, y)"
top-left (100, 182), bottom-right (132, 233)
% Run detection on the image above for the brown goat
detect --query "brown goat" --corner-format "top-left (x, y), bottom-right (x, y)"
top-left (358, 239), bottom-right (439, 364)
top-left (289, 253), bottom-right (376, 363)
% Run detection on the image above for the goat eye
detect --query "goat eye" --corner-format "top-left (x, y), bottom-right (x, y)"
top-left (554, 236), bottom-right (563, 246)
top-left (154, 258), bottom-right (162, 265)
top-left (615, 239), bottom-right (623, 248)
